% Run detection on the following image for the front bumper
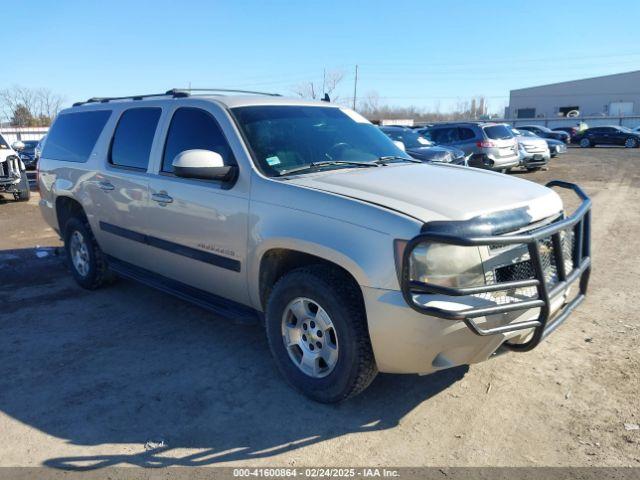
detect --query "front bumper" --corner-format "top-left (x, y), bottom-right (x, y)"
top-left (550, 144), bottom-right (567, 155)
top-left (520, 150), bottom-right (551, 167)
top-left (372, 181), bottom-right (591, 373)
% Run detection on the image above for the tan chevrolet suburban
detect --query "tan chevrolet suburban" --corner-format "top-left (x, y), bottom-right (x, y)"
top-left (38, 89), bottom-right (592, 402)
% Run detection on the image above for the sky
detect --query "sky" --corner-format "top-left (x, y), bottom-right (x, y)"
top-left (3, 0), bottom-right (640, 114)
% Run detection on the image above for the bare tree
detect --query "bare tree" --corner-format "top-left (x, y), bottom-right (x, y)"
top-left (292, 69), bottom-right (344, 101)
top-left (0, 85), bottom-right (65, 126)
top-left (359, 91), bottom-right (380, 115)
top-left (360, 95), bottom-right (498, 123)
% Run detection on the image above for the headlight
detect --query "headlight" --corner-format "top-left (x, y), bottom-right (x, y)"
top-left (408, 242), bottom-right (485, 288)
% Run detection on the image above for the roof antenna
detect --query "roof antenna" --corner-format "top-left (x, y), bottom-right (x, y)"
top-left (321, 93), bottom-right (330, 102)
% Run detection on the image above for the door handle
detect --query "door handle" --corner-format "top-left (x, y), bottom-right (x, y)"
top-left (152, 192), bottom-right (173, 204)
top-left (98, 181), bottom-right (115, 191)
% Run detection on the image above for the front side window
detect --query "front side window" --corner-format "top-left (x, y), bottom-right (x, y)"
top-left (231, 106), bottom-right (406, 176)
top-left (162, 108), bottom-right (235, 174)
top-left (42, 110), bottom-right (111, 163)
top-left (430, 127), bottom-right (459, 144)
top-left (110, 108), bottom-right (161, 170)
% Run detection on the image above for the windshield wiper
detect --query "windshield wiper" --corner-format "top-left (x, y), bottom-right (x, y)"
top-left (374, 156), bottom-right (422, 165)
top-left (279, 160), bottom-right (380, 176)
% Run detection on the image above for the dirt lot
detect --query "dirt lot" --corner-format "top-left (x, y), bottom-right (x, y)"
top-left (0, 149), bottom-right (638, 469)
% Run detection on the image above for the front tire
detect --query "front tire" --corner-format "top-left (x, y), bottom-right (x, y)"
top-left (579, 138), bottom-right (591, 148)
top-left (624, 137), bottom-right (638, 148)
top-left (265, 265), bottom-right (377, 403)
top-left (14, 170), bottom-right (30, 201)
top-left (63, 217), bottom-right (114, 289)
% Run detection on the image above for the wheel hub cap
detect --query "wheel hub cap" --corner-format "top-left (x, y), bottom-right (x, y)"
top-left (281, 297), bottom-right (339, 378)
top-left (70, 230), bottom-right (90, 277)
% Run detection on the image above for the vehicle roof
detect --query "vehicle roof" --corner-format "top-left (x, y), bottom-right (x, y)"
top-left (67, 91), bottom-right (339, 111)
top-left (426, 121), bottom-right (502, 128)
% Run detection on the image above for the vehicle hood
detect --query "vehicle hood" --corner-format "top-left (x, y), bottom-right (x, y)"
top-left (516, 135), bottom-right (548, 148)
top-left (545, 138), bottom-right (565, 146)
top-left (287, 163), bottom-right (563, 223)
top-left (406, 146), bottom-right (458, 162)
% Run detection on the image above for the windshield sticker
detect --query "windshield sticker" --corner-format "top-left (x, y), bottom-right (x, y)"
top-left (266, 156), bottom-right (281, 166)
top-left (339, 108), bottom-right (370, 124)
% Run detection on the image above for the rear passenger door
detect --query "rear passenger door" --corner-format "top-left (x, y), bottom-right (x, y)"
top-left (90, 107), bottom-right (162, 269)
top-left (144, 103), bottom-right (251, 306)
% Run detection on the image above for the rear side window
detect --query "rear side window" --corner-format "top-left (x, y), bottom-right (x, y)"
top-left (42, 110), bottom-right (111, 163)
top-left (110, 108), bottom-right (161, 170)
top-left (458, 128), bottom-right (476, 140)
top-left (483, 125), bottom-right (513, 140)
top-left (162, 108), bottom-right (234, 174)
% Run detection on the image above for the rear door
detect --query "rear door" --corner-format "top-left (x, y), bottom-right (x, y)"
top-left (144, 102), bottom-right (251, 305)
top-left (89, 106), bottom-right (162, 270)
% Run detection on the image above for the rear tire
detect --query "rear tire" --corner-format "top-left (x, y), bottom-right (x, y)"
top-left (63, 216), bottom-right (115, 289)
top-left (265, 265), bottom-right (377, 403)
top-left (14, 170), bottom-right (30, 201)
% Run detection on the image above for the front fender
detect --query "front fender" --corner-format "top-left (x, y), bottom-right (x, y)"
top-left (246, 202), bottom-right (404, 310)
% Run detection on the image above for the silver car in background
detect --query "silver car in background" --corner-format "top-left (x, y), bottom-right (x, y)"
top-left (509, 127), bottom-right (551, 171)
top-left (420, 122), bottom-right (520, 173)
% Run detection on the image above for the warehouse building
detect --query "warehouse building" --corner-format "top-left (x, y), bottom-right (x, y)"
top-left (506, 70), bottom-right (640, 119)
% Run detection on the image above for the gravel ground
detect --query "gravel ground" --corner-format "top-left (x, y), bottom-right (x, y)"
top-left (0, 148), bottom-right (638, 469)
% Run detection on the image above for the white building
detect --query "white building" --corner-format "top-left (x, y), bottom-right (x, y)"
top-left (507, 70), bottom-right (640, 119)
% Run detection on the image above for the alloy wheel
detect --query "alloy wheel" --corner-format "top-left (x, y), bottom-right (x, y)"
top-left (281, 297), bottom-right (339, 378)
top-left (69, 230), bottom-right (90, 277)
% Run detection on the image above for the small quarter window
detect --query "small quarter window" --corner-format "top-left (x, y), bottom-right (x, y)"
top-left (162, 108), bottom-right (234, 174)
top-left (110, 108), bottom-right (161, 170)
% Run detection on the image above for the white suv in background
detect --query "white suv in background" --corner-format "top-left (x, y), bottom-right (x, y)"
top-left (0, 133), bottom-right (30, 201)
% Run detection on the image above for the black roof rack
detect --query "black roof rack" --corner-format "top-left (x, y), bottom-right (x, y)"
top-left (167, 88), bottom-right (281, 97)
top-left (72, 87), bottom-right (280, 107)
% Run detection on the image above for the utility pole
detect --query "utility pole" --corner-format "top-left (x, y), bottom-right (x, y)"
top-left (352, 64), bottom-right (358, 110)
top-left (322, 68), bottom-right (326, 96)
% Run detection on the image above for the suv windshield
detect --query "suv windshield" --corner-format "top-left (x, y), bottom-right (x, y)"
top-left (0, 134), bottom-right (8, 149)
top-left (232, 105), bottom-right (408, 176)
top-left (381, 128), bottom-right (433, 148)
top-left (483, 125), bottom-right (514, 140)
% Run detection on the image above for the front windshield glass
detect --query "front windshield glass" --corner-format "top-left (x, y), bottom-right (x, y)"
top-left (382, 128), bottom-right (433, 148)
top-left (0, 134), bottom-right (8, 149)
top-left (618, 126), bottom-right (632, 132)
top-left (232, 105), bottom-right (409, 176)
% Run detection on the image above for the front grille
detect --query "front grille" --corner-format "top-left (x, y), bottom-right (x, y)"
top-left (492, 229), bottom-right (575, 289)
top-left (524, 144), bottom-right (545, 153)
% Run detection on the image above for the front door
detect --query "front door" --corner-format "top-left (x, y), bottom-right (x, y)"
top-left (144, 105), bottom-right (251, 306)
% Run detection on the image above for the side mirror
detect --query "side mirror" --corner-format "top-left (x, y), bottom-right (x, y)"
top-left (172, 149), bottom-right (237, 181)
top-left (11, 141), bottom-right (25, 152)
top-left (393, 140), bottom-right (406, 152)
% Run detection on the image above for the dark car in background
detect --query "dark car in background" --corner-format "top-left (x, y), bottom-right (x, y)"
top-left (545, 137), bottom-right (568, 156)
top-left (553, 126), bottom-right (580, 143)
top-left (17, 140), bottom-right (40, 169)
top-left (379, 126), bottom-right (466, 165)
top-left (575, 126), bottom-right (640, 148)
top-left (517, 125), bottom-right (570, 144)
